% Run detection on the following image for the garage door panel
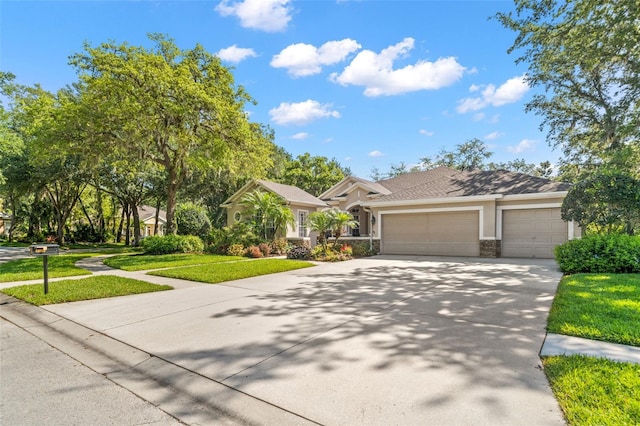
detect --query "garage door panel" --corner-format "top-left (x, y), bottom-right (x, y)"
top-left (382, 212), bottom-right (479, 256)
top-left (502, 208), bottom-right (567, 258)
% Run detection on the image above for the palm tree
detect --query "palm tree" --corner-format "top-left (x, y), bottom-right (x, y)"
top-left (240, 190), bottom-right (294, 241)
top-left (307, 210), bottom-right (333, 251)
top-left (329, 209), bottom-right (358, 248)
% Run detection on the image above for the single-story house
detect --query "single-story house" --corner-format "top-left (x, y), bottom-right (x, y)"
top-left (222, 167), bottom-right (579, 259)
top-left (138, 206), bottom-right (166, 237)
top-left (221, 179), bottom-right (327, 244)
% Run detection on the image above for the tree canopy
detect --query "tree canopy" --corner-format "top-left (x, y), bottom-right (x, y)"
top-left (280, 153), bottom-right (350, 196)
top-left (496, 0), bottom-right (640, 177)
top-left (69, 34), bottom-right (276, 234)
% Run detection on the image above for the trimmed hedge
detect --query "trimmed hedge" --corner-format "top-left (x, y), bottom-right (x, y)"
top-left (554, 234), bottom-right (640, 274)
top-left (141, 234), bottom-right (204, 255)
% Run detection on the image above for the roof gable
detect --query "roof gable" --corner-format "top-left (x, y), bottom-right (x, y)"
top-left (320, 176), bottom-right (391, 201)
top-left (222, 179), bottom-right (327, 208)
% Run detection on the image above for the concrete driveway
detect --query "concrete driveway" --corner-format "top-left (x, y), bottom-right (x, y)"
top-left (44, 256), bottom-right (565, 425)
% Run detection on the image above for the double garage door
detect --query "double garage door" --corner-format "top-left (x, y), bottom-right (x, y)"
top-left (381, 208), bottom-right (568, 258)
top-left (382, 211), bottom-right (480, 257)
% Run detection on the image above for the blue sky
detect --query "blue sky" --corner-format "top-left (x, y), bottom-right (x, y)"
top-left (1, 0), bottom-right (558, 178)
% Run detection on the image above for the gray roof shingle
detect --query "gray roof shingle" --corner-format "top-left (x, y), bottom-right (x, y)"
top-left (257, 180), bottom-right (328, 207)
top-left (370, 168), bottom-right (570, 203)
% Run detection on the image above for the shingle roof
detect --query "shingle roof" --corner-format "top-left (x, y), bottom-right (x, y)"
top-left (370, 168), bottom-right (571, 203)
top-left (257, 180), bottom-right (328, 207)
top-left (137, 205), bottom-right (166, 221)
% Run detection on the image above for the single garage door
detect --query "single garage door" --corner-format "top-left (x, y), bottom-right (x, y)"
top-left (382, 211), bottom-right (479, 256)
top-left (502, 208), bottom-right (567, 258)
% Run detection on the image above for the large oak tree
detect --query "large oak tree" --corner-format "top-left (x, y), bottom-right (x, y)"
top-left (70, 34), bottom-right (275, 234)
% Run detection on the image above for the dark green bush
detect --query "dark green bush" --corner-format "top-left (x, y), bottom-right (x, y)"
top-left (555, 234), bottom-right (640, 274)
top-left (176, 202), bottom-right (211, 238)
top-left (141, 234), bottom-right (204, 255)
top-left (206, 223), bottom-right (259, 254)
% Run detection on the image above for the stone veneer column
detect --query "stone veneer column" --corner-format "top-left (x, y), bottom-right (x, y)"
top-left (479, 240), bottom-right (501, 258)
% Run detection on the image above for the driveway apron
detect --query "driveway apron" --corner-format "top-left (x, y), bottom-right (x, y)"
top-left (44, 256), bottom-right (565, 425)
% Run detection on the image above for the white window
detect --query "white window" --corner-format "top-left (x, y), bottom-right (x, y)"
top-left (298, 210), bottom-right (308, 237)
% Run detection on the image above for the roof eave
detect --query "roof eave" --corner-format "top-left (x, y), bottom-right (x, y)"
top-left (500, 191), bottom-right (569, 201)
top-left (363, 194), bottom-right (504, 207)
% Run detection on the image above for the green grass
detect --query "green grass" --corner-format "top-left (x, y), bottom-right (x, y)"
top-left (547, 274), bottom-right (640, 346)
top-left (103, 253), bottom-right (245, 271)
top-left (543, 355), bottom-right (640, 425)
top-left (0, 254), bottom-right (95, 282)
top-left (150, 258), bottom-right (315, 284)
top-left (0, 241), bottom-right (30, 247)
top-left (1, 275), bottom-right (172, 305)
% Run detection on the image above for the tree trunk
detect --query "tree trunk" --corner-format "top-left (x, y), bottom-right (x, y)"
top-left (165, 169), bottom-right (179, 235)
top-left (154, 197), bottom-right (161, 235)
top-left (131, 203), bottom-right (141, 246)
top-left (78, 197), bottom-right (96, 236)
top-left (96, 188), bottom-right (105, 242)
top-left (116, 203), bottom-right (125, 243)
top-left (124, 203), bottom-right (131, 246)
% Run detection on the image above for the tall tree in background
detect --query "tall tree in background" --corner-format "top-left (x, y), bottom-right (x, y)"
top-left (280, 153), bottom-right (350, 196)
top-left (421, 139), bottom-right (493, 171)
top-left (70, 34), bottom-right (275, 234)
top-left (496, 0), bottom-right (640, 177)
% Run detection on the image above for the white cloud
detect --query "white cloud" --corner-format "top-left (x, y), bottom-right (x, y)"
top-left (507, 138), bottom-right (536, 154)
top-left (484, 131), bottom-right (504, 140)
top-left (419, 129), bottom-right (434, 136)
top-left (291, 132), bottom-right (309, 140)
top-left (472, 113), bottom-right (485, 122)
top-left (368, 150), bottom-right (384, 157)
top-left (344, 156), bottom-right (352, 161)
top-left (330, 37), bottom-right (467, 96)
top-left (216, 45), bottom-right (257, 63)
top-left (269, 100), bottom-right (340, 126)
top-left (215, 0), bottom-right (292, 32)
top-left (456, 75), bottom-right (529, 113)
top-left (271, 39), bottom-right (361, 77)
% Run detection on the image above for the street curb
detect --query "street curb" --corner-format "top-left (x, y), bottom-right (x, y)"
top-left (0, 294), bottom-right (317, 426)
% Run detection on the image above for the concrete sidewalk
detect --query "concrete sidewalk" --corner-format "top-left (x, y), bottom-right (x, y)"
top-left (0, 317), bottom-right (184, 426)
top-left (541, 333), bottom-right (640, 364)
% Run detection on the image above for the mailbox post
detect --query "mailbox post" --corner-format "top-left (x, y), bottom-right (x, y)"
top-left (29, 244), bottom-right (60, 294)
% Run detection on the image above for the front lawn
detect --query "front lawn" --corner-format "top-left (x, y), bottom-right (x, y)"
top-left (0, 254), bottom-right (95, 282)
top-left (149, 258), bottom-right (315, 284)
top-left (543, 355), bottom-right (640, 425)
top-left (103, 253), bottom-right (245, 271)
top-left (547, 273), bottom-right (640, 347)
top-left (1, 275), bottom-right (172, 305)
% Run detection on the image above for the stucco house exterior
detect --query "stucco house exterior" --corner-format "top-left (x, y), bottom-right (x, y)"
top-left (222, 167), bottom-right (579, 259)
top-left (221, 179), bottom-right (328, 245)
top-left (138, 206), bottom-right (166, 237)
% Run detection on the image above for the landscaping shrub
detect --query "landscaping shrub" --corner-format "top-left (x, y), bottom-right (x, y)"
top-left (246, 245), bottom-right (264, 258)
top-left (227, 243), bottom-right (245, 257)
top-left (258, 242), bottom-right (271, 257)
top-left (554, 233), bottom-right (640, 274)
top-left (309, 244), bottom-right (352, 262)
top-left (350, 240), bottom-right (378, 257)
top-left (206, 223), bottom-right (259, 254)
top-left (270, 238), bottom-right (289, 255)
top-left (287, 246), bottom-right (310, 260)
top-left (176, 202), bottom-right (212, 238)
top-left (141, 234), bottom-right (204, 255)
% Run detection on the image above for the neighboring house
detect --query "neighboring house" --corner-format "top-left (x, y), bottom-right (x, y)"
top-left (223, 167), bottom-right (579, 259)
top-left (221, 180), bottom-right (328, 244)
top-left (138, 206), bottom-right (166, 237)
top-left (0, 212), bottom-right (12, 236)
